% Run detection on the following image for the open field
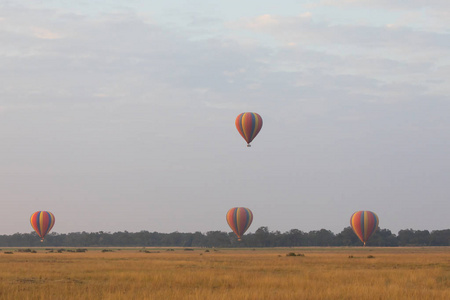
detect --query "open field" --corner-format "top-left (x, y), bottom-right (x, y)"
top-left (0, 247), bottom-right (448, 299)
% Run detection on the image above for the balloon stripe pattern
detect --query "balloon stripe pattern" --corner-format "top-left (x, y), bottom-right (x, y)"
top-left (350, 211), bottom-right (379, 246)
top-left (30, 211), bottom-right (55, 240)
top-left (226, 207), bottom-right (253, 241)
top-left (235, 113), bottom-right (263, 145)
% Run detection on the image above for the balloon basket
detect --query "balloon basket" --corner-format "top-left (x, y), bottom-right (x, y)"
top-left (247, 144), bottom-right (251, 147)
top-left (40, 239), bottom-right (44, 243)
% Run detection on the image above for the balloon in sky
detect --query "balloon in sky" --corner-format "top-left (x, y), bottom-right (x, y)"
top-left (30, 211), bottom-right (55, 242)
top-left (226, 207), bottom-right (253, 241)
top-left (350, 211), bottom-right (379, 246)
top-left (235, 112), bottom-right (263, 147)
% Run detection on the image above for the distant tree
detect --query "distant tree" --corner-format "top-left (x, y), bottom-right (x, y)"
top-left (204, 231), bottom-right (231, 247)
top-left (191, 231), bottom-right (206, 247)
top-left (368, 229), bottom-right (398, 246)
top-left (254, 227), bottom-right (271, 247)
top-left (397, 229), bottom-right (415, 246)
top-left (397, 229), bottom-right (431, 246)
top-left (0, 227), bottom-right (448, 247)
top-left (283, 229), bottom-right (307, 247)
top-left (430, 230), bottom-right (450, 246)
top-left (413, 230), bottom-right (430, 246)
top-left (336, 227), bottom-right (360, 246)
top-left (308, 229), bottom-right (336, 246)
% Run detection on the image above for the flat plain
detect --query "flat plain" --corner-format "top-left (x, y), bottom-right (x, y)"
top-left (0, 247), bottom-right (448, 299)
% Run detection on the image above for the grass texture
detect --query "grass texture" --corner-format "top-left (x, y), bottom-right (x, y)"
top-left (0, 247), bottom-right (448, 299)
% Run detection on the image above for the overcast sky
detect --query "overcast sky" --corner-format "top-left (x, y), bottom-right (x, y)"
top-left (1, 1), bottom-right (449, 235)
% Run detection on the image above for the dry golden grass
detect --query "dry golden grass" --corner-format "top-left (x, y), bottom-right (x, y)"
top-left (0, 247), bottom-right (448, 299)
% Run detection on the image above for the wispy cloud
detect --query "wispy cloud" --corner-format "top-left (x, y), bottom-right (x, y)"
top-left (313, 0), bottom-right (450, 10)
top-left (231, 14), bottom-right (450, 51)
top-left (31, 27), bottom-right (63, 39)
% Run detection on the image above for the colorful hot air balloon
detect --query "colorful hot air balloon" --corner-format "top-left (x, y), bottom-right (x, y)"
top-left (226, 207), bottom-right (253, 241)
top-left (235, 112), bottom-right (263, 147)
top-left (30, 211), bottom-right (55, 242)
top-left (350, 211), bottom-right (379, 246)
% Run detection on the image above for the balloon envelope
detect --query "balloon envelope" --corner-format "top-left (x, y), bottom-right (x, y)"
top-left (235, 112), bottom-right (263, 146)
top-left (226, 207), bottom-right (253, 241)
top-left (30, 211), bottom-right (55, 241)
top-left (350, 211), bottom-right (379, 246)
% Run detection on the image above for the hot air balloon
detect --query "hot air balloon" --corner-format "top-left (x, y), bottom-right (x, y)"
top-left (30, 211), bottom-right (55, 242)
top-left (235, 112), bottom-right (263, 147)
top-left (226, 207), bottom-right (253, 241)
top-left (350, 211), bottom-right (379, 246)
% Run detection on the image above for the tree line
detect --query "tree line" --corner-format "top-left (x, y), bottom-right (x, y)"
top-left (0, 227), bottom-right (448, 247)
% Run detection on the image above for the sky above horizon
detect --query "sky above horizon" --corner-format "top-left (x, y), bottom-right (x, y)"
top-left (1, 1), bottom-right (449, 235)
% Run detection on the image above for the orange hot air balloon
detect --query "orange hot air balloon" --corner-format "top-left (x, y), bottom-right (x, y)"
top-left (226, 207), bottom-right (253, 241)
top-left (30, 211), bottom-right (55, 242)
top-left (350, 211), bottom-right (379, 246)
top-left (235, 112), bottom-right (263, 147)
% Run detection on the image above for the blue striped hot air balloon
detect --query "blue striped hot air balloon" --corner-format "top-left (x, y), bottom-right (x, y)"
top-left (226, 207), bottom-right (253, 241)
top-left (350, 211), bottom-right (379, 246)
top-left (30, 211), bottom-right (55, 242)
top-left (235, 112), bottom-right (263, 147)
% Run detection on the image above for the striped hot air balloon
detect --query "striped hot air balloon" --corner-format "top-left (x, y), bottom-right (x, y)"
top-left (226, 207), bottom-right (253, 241)
top-left (30, 211), bottom-right (55, 242)
top-left (350, 211), bottom-right (379, 246)
top-left (235, 112), bottom-right (263, 147)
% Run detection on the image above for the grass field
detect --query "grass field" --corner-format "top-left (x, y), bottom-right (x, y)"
top-left (0, 247), bottom-right (448, 299)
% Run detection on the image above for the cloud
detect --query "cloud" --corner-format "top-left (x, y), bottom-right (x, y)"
top-left (313, 0), bottom-right (450, 10)
top-left (1, 4), bottom-right (448, 116)
top-left (246, 14), bottom-right (279, 29)
top-left (231, 14), bottom-right (450, 52)
top-left (31, 27), bottom-right (63, 39)
top-left (224, 12), bottom-right (450, 104)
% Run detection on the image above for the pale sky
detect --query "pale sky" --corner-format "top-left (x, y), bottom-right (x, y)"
top-left (1, 1), bottom-right (449, 235)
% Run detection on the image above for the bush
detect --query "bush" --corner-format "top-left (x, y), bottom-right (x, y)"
top-left (140, 250), bottom-right (160, 253)
top-left (17, 249), bottom-right (32, 253)
top-left (286, 252), bottom-right (305, 257)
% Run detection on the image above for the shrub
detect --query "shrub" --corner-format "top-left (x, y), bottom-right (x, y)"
top-left (17, 249), bottom-right (32, 253)
top-left (286, 252), bottom-right (304, 257)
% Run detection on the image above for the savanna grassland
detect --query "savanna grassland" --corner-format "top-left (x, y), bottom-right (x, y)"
top-left (0, 247), bottom-right (448, 300)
